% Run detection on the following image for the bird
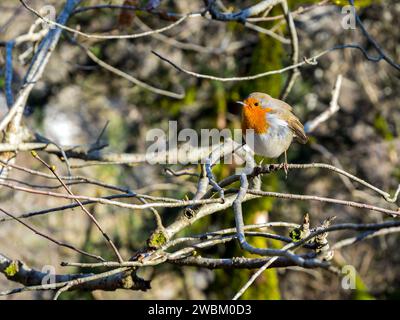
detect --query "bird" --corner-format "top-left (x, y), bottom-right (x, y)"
top-left (237, 92), bottom-right (308, 175)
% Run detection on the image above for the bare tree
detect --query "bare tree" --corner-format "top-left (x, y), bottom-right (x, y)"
top-left (0, 0), bottom-right (399, 300)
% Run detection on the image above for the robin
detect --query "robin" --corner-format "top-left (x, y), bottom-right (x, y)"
top-left (238, 92), bottom-right (308, 174)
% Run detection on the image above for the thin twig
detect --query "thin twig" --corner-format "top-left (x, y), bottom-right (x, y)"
top-left (304, 74), bottom-right (343, 133)
top-left (81, 44), bottom-right (184, 99)
top-left (31, 152), bottom-right (124, 263)
top-left (0, 193), bottom-right (136, 223)
top-left (279, 0), bottom-right (299, 100)
top-left (152, 44), bottom-right (393, 83)
top-left (0, 208), bottom-right (104, 261)
top-left (20, 0), bottom-right (190, 40)
top-left (349, 0), bottom-right (400, 71)
top-left (247, 189), bottom-right (399, 217)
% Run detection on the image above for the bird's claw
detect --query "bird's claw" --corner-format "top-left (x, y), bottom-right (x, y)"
top-left (283, 162), bottom-right (289, 179)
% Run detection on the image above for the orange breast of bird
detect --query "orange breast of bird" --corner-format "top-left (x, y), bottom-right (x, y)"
top-left (241, 104), bottom-right (270, 135)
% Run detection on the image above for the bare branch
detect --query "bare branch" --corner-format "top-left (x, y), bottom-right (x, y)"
top-left (304, 74), bottom-right (343, 133)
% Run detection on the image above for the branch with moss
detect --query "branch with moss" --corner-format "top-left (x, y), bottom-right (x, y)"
top-left (0, 253), bottom-right (150, 298)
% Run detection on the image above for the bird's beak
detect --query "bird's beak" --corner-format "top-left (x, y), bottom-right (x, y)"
top-left (236, 101), bottom-right (245, 106)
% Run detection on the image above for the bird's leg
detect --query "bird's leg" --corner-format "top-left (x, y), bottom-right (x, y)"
top-left (283, 150), bottom-right (289, 178)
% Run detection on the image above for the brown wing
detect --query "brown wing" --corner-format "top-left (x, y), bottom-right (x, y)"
top-left (287, 114), bottom-right (308, 144)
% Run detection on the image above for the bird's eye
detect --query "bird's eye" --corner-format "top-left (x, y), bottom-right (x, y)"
top-left (254, 102), bottom-right (259, 107)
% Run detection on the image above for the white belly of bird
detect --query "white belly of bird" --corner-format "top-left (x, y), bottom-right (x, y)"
top-left (249, 123), bottom-right (293, 158)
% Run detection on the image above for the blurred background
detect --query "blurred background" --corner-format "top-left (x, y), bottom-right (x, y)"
top-left (0, 0), bottom-right (399, 299)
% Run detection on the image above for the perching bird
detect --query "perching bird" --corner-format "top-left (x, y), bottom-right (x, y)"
top-left (238, 92), bottom-right (308, 174)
